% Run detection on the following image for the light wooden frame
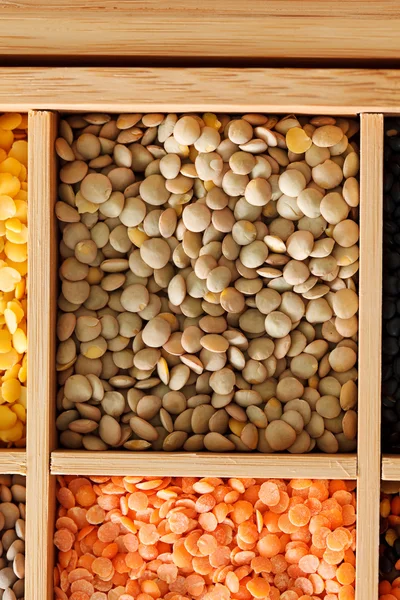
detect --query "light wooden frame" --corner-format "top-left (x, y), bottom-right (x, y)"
top-left (0, 67), bottom-right (398, 113)
top-left (0, 68), bottom-right (384, 600)
top-left (1, 2), bottom-right (400, 62)
top-left (26, 111), bottom-right (58, 600)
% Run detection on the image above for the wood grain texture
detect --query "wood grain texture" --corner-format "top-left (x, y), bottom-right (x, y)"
top-left (51, 451), bottom-right (357, 479)
top-left (0, 1), bottom-right (400, 61)
top-left (382, 455), bottom-right (400, 480)
top-left (26, 111), bottom-right (58, 600)
top-left (356, 114), bottom-right (383, 600)
top-left (0, 68), bottom-right (400, 113)
top-left (0, 450), bottom-right (26, 475)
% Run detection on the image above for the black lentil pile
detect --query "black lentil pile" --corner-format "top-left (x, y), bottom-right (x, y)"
top-left (382, 119), bottom-right (400, 452)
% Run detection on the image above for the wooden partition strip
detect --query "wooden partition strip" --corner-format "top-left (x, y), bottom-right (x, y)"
top-left (356, 113), bottom-right (383, 600)
top-left (382, 455), bottom-right (400, 480)
top-left (0, 450), bottom-right (26, 475)
top-left (26, 111), bottom-right (58, 600)
top-left (1, 68), bottom-right (400, 114)
top-left (51, 451), bottom-right (357, 479)
top-left (0, 1), bottom-right (400, 61)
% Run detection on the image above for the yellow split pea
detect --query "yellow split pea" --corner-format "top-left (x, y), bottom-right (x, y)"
top-left (0, 113), bottom-right (28, 446)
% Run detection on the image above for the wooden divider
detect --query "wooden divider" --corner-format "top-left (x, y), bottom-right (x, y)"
top-left (26, 110), bottom-right (58, 600)
top-left (355, 113), bottom-right (383, 600)
top-left (1, 68), bottom-right (400, 114)
top-left (1, 1), bottom-right (400, 62)
top-left (0, 449), bottom-right (26, 475)
top-left (51, 450), bottom-right (357, 479)
top-left (382, 455), bottom-right (400, 480)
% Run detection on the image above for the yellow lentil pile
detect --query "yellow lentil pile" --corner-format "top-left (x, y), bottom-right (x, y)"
top-left (0, 113), bottom-right (28, 446)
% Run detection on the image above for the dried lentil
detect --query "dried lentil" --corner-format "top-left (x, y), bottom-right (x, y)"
top-left (55, 113), bottom-right (359, 453)
top-left (0, 475), bottom-right (25, 599)
top-left (54, 475), bottom-right (357, 600)
top-left (382, 121), bottom-right (400, 453)
top-left (0, 114), bottom-right (28, 446)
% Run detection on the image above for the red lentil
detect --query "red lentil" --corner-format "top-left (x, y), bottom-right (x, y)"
top-left (54, 476), bottom-right (356, 599)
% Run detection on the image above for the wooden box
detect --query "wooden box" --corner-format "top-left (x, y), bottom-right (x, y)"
top-left (0, 66), bottom-right (394, 600)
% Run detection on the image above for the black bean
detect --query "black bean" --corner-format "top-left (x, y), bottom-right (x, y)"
top-left (387, 317), bottom-right (400, 337)
top-left (385, 172), bottom-right (394, 192)
top-left (391, 163), bottom-right (400, 179)
top-left (383, 364), bottom-right (393, 382)
top-left (384, 194), bottom-right (395, 215)
top-left (388, 253), bottom-right (400, 271)
top-left (384, 222), bottom-right (399, 237)
top-left (395, 207), bottom-right (400, 221)
top-left (384, 276), bottom-right (399, 296)
top-left (389, 433), bottom-right (400, 450)
top-left (385, 145), bottom-right (392, 161)
top-left (388, 547), bottom-right (397, 564)
top-left (392, 181), bottom-right (400, 203)
top-left (380, 554), bottom-right (394, 574)
top-left (383, 408), bottom-right (398, 424)
top-left (383, 337), bottom-right (399, 356)
top-left (389, 136), bottom-right (400, 152)
top-left (390, 137), bottom-right (400, 152)
top-left (380, 517), bottom-right (389, 535)
top-left (383, 379), bottom-right (398, 396)
top-left (383, 395), bottom-right (396, 408)
top-left (383, 299), bottom-right (396, 319)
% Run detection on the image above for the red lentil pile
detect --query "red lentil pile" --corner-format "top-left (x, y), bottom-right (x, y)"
top-left (54, 476), bottom-right (356, 600)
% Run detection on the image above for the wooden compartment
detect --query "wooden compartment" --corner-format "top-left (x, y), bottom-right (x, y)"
top-left (0, 67), bottom-right (386, 600)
